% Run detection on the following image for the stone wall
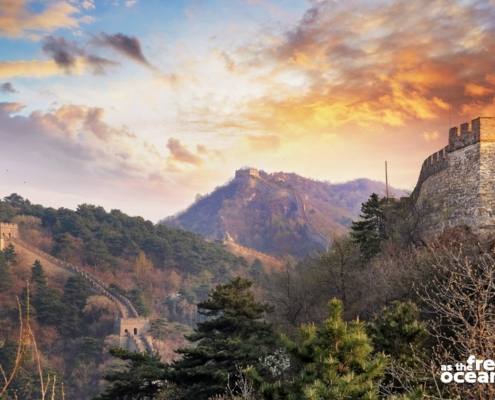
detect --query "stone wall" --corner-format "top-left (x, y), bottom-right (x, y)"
top-left (0, 223), bottom-right (18, 251)
top-left (413, 117), bottom-right (495, 238)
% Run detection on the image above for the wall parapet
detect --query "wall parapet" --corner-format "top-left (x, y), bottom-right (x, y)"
top-left (448, 117), bottom-right (495, 151)
top-left (411, 146), bottom-right (448, 199)
top-left (411, 117), bottom-right (495, 200)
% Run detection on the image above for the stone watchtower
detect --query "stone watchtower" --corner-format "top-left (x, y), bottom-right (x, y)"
top-left (0, 223), bottom-right (18, 251)
top-left (412, 117), bottom-right (495, 237)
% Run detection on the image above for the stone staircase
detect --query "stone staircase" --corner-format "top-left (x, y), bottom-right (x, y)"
top-left (10, 237), bottom-right (154, 353)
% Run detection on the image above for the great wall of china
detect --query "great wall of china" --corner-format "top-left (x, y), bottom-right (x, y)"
top-left (0, 223), bottom-right (154, 354)
top-left (412, 116), bottom-right (495, 237)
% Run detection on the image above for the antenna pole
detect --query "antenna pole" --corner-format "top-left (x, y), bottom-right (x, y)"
top-left (385, 160), bottom-right (389, 200)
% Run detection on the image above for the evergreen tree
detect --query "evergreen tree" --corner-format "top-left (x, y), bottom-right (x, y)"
top-left (31, 259), bottom-right (47, 287)
top-left (0, 245), bottom-right (16, 290)
top-left (30, 260), bottom-right (65, 325)
top-left (95, 349), bottom-right (171, 400)
top-left (351, 193), bottom-right (387, 260)
top-left (169, 277), bottom-right (278, 400)
top-left (369, 302), bottom-right (427, 398)
top-left (3, 243), bottom-right (17, 264)
top-left (60, 275), bottom-right (92, 336)
top-left (369, 301), bottom-right (426, 364)
top-left (285, 299), bottom-right (386, 400)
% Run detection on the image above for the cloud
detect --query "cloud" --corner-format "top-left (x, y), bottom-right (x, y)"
top-left (125, 0), bottom-right (138, 7)
top-left (0, 58), bottom-right (82, 79)
top-left (92, 33), bottom-right (151, 66)
top-left (80, 0), bottom-right (95, 10)
top-left (246, 134), bottom-right (280, 151)
top-left (0, 0), bottom-right (90, 39)
top-left (167, 138), bottom-right (203, 166)
top-left (423, 130), bottom-right (440, 142)
top-left (0, 82), bottom-right (17, 93)
top-left (236, 0), bottom-right (495, 133)
top-left (42, 35), bottom-right (118, 74)
top-left (29, 104), bottom-right (134, 142)
top-left (0, 102), bottom-right (24, 113)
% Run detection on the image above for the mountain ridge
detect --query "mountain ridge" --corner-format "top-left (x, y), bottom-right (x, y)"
top-left (164, 168), bottom-right (409, 258)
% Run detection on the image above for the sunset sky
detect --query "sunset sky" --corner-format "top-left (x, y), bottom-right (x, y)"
top-left (1, 0), bottom-right (495, 220)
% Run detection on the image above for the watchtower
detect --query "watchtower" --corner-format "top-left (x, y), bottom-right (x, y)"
top-left (0, 223), bottom-right (18, 251)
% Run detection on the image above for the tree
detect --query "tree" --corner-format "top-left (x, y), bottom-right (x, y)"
top-left (30, 260), bottom-right (65, 326)
top-left (60, 275), bottom-right (92, 337)
top-left (418, 247), bottom-right (495, 400)
top-left (170, 278), bottom-right (278, 400)
top-left (351, 193), bottom-right (387, 261)
top-left (369, 302), bottom-right (427, 398)
top-left (319, 237), bottom-right (360, 308)
top-left (285, 299), bottom-right (386, 400)
top-left (369, 301), bottom-right (426, 364)
top-left (0, 244), bottom-right (16, 291)
top-left (95, 349), bottom-right (171, 400)
top-left (31, 259), bottom-right (47, 288)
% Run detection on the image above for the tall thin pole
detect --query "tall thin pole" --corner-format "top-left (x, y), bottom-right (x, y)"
top-left (385, 160), bottom-right (389, 200)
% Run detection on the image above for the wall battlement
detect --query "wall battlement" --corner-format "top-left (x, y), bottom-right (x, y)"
top-left (412, 116), bottom-right (495, 238)
top-left (448, 117), bottom-right (495, 151)
top-left (412, 117), bottom-right (495, 199)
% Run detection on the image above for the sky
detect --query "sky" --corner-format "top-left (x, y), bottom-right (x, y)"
top-left (1, 0), bottom-right (495, 221)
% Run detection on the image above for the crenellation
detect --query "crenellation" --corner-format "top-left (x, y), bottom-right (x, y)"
top-left (412, 115), bottom-right (495, 238)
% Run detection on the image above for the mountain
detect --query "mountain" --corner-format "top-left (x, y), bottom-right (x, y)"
top-left (164, 168), bottom-right (409, 258)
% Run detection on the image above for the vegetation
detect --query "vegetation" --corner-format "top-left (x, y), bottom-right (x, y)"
top-left (350, 193), bottom-right (388, 261)
top-left (3, 192), bottom-right (495, 399)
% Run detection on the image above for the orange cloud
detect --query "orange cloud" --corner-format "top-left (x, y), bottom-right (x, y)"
top-left (0, 58), bottom-right (84, 79)
top-left (235, 0), bottom-right (495, 136)
top-left (0, 0), bottom-right (88, 39)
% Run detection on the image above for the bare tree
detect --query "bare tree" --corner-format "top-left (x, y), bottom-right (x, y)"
top-left (0, 283), bottom-right (65, 400)
top-left (418, 246), bottom-right (495, 400)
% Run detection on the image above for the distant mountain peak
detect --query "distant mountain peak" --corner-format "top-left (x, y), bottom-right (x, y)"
top-left (164, 170), bottom-right (408, 258)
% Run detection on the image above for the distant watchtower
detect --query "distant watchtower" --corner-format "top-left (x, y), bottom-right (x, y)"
top-left (0, 223), bottom-right (18, 251)
top-left (235, 168), bottom-right (260, 179)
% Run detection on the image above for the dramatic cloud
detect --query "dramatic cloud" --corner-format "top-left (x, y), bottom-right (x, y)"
top-left (0, 82), bottom-right (17, 93)
top-left (167, 138), bottom-right (203, 166)
top-left (93, 33), bottom-right (151, 66)
top-left (238, 0), bottom-right (495, 133)
top-left (42, 35), bottom-right (117, 74)
top-left (0, 0), bottom-right (90, 39)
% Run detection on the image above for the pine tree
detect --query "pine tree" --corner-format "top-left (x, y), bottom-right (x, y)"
top-left (60, 276), bottom-right (91, 337)
top-left (286, 298), bottom-right (386, 400)
top-left (31, 259), bottom-right (47, 287)
top-left (369, 302), bottom-right (427, 398)
top-left (0, 249), bottom-right (12, 291)
top-left (369, 301), bottom-right (426, 364)
top-left (95, 349), bottom-right (171, 400)
top-left (351, 193), bottom-right (387, 260)
top-left (170, 277), bottom-right (278, 400)
top-left (30, 260), bottom-right (65, 326)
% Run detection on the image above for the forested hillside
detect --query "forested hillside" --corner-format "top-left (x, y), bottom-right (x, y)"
top-left (165, 169), bottom-right (408, 258)
top-left (0, 193), bottom-right (251, 399)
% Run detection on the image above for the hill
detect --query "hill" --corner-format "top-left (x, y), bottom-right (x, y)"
top-left (0, 193), bottom-right (253, 399)
top-left (164, 168), bottom-right (408, 258)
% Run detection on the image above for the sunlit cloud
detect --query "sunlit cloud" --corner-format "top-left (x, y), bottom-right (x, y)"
top-left (0, 0), bottom-right (91, 39)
